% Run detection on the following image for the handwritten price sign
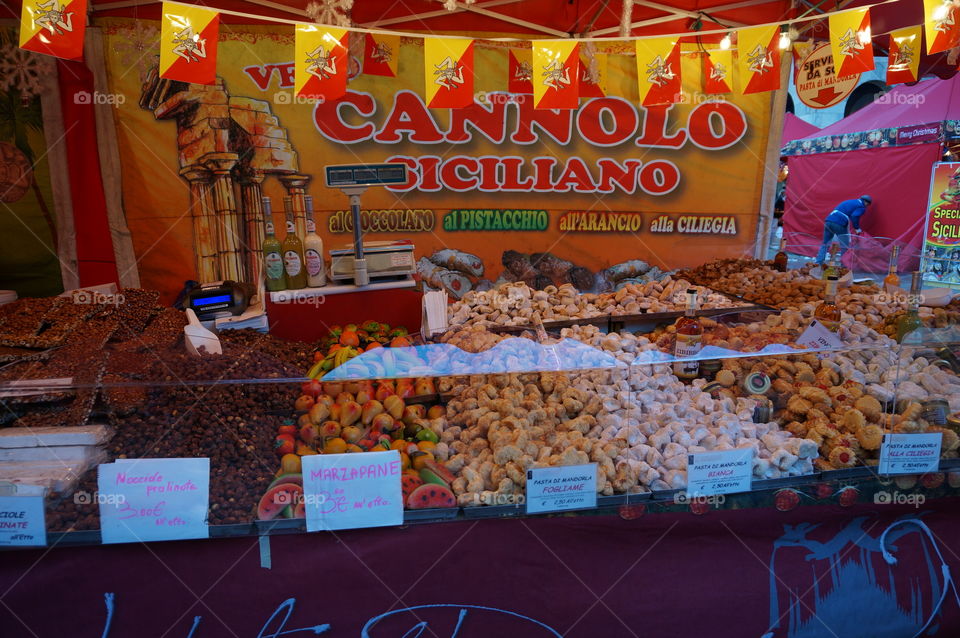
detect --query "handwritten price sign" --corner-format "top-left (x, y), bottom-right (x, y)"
top-left (686, 448), bottom-right (753, 498)
top-left (98, 458), bottom-right (210, 544)
top-left (879, 433), bottom-right (942, 475)
top-left (301, 451), bottom-right (403, 531)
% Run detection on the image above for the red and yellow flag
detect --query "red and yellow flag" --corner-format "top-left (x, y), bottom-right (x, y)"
top-left (829, 8), bottom-right (874, 77)
top-left (578, 51), bottom-right (607, 98)
top-left (924, 0), bottom-right (960, 54)
top-left (508, 48), bottom-right (533, 94)
top-left (635, 38), bottom-right (681, 106)
top-left (19, 0), bottom-right (87, 60)
top-left (533, 41), bottom-right (580, 109)
top-left (424, 37), bottom-right (474, 109)
top-left (159, 3), bottom-right (219, 85)
top-left (295, 25), bottom-right (349, 101)
top-left (363, 33), bottom-right (399, 77)
top-left (703, 49), bottom-right (733, 94)
top-left (737, 24), bottom-right (781, 94)
top-left (887, 26), bottom-right (922, 85)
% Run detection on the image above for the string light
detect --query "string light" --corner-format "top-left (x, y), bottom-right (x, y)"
top-left (778, 29), bottom-right (791, 50)
top-left (719, 33), bottom-right (731, 50)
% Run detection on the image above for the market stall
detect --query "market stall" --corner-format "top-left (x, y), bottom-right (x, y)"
top-left (5, 0), bottom-right (960, 636)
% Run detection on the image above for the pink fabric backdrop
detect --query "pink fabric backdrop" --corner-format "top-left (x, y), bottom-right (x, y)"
top-left (783, 143), bottom-right (943, 273)
top-left (782, 112), bottom-right (820, 145)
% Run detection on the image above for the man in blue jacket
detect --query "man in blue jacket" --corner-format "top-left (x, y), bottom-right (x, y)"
top-left (816, 195), bottom-right (872, 263)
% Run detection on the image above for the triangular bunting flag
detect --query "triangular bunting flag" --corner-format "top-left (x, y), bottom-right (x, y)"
top-left (19, 0), bottom-right (88, 60)
top-left (159, 3), bottom-right (219, 85)
top-left (533, 41), bottom-right (580, 109)
top-left (579, 51), bottom-right (607, 98)
top-left (829, 8), bottom-right (874, 78)
top-left (635, 38), bottom-right (681, 106)
top-left (737, 24), bottom-right (781, 94)
top-left (363, 33), bottom-right (400, 77)
top-left (296, 25), bottom-right (349, 101)
top-left (508, 48), bottom-right (533, 94)
top-left (924, 0), bottom-right (960, 54)
top-left (703, 49), bottom-right (733, 94)
top-left (424, 38), bottom-right (474, 108)
top-left (887, 26), bottom-right (922, 85)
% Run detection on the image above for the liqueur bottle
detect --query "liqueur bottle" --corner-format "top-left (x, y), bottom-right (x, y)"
top-left (673, 288), bottom-right (703, 379)
top-left (262, 197), bottom-right (286, 292)
top-left (895, 271), bottom-right (924, 343)
top-left (814, 274), bottom-right (841, 332)
top-left (773, 238), bottom-right (788, 272)
top-left (282, 198), bottom-right (308, 290)
top-left (883, 245), bottom-right (901, 291)
top-left (303, 196), bottom-right (326, 288)
top-left (823, 243), bottom-right (841, 281)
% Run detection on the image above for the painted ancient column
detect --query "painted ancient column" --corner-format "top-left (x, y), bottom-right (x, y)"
top-left (279, 174), bottom-right (311, 240)
top-left (239, 168), bottom-right (266, 287)
top-left (178, 164), bottom-right (219, 282)
top-left (203, 152), bottom-right (243, 283)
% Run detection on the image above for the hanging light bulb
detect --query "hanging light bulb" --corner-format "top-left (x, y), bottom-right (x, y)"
top-left (720, 33), bottom-right (732, 50)
top-left (778, 29), bottom-right (791, 50)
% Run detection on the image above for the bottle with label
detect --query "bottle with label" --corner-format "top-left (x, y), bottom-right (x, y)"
top-left (673, 288), bottom-right (703, 379)
top-left (822, 242), bottom-right (840, 281)
top-left (883, 245), bottom-right (901, 291)
top-left (814, 274), bottom-right (841, 332)
top-left (773, 238), bottom-right (788, 272)
top-left (282, 198), bottom-right (307, 290)
top-left (303, 195), bottom-right (326, 288)
top-left (262, 197), bottom-right (286, 292)
top-left (895, 271), bottom-right (924, 343)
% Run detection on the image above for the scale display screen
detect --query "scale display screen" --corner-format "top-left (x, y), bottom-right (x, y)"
top-left (194, 294), bottom-right (233, 306)
top-left (325, 164), bottom-right (409, 187)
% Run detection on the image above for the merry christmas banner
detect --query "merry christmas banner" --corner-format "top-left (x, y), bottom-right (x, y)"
top-left (98, 21), bottom-right (774, 301)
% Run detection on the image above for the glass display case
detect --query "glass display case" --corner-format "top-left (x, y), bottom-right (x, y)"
top-left (1, 264), bottom-right (960, 547)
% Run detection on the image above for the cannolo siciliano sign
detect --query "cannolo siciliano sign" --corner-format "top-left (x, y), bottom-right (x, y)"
top-left (102, 22), bottom-right (773, 296)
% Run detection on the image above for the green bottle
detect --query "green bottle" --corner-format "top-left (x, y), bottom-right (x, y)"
top-left (262, 197), bottom-right (286, 292)
top-left (282, 197), bottom-right (308, 290)
top-left (895, 271), bottom-right (924, 343)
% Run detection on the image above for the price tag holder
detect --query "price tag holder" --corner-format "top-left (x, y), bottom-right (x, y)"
top-left (0, 496), bottom-right (46, 547)
top-left (525, 464), bottom-right (597, 515)
top-left (301, 451), bottom-right (403, 532)
top-left (686, 448), bottom-right (753, 498)
top-left (797, 319), bottom-right (844, 351)
top-left (98, 458), bottom-right (210, 544)
top-left (879, 433), bottom-right (942, 475)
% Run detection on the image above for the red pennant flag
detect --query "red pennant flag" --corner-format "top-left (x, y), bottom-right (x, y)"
top-left (533, 41), bottom-right (580, 109)
top-left (703, 49), bottom-right (733, 94)
top-left (508, 48), bottom-right (533, 94)
top-left (925, 0), bottom-right (960, 54)
top-left (635, 38), bottom-right (682, 106)
top-left (19, 0), bottom-right (88, 60)
top-left (296, 26), bottom-right (350, 101)
top-left (424, 38), bottom-right (474, 109)
top-left (829, 8), bottom-right (874, 78)
top-left (887, 26), bottom-right (922, 85)
top-left (363, 33), bottom-right (400, 77)
top-left (159, 4), bottom-right (219, 85)
top-left (737, 25), bottom-right (781, 94)
top-left (578, 51), bottom-right (607, 98)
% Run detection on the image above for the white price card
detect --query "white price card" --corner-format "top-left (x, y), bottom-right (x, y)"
top-left (686, 448), bottom-right (753, 498)
top-left (301, 451), bottom-right (403, 532)
top-left (0, 496), bottom-right (46, 547)
top-left (525, 464), bottom-right (597, 514)
top-left (98, 458), bottom-right (210, 544)
top-left (797, 319), bottom-right (844, 351)
top-left (879, 433), bottom-right (942, 475)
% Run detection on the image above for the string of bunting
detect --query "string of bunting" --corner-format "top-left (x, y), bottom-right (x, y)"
top-left (16, 0), bottom-right (960, 107)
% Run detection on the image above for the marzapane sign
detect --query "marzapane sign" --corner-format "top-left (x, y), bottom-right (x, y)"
top-left (101, 23), bottom-right (774, 299)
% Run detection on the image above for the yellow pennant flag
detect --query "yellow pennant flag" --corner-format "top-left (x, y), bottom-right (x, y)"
top-left (579, 51), bottom-right (607, 98)
top-left (533, 41), bottom-right (580, 109)
top-left (635, 37), bottom-right (681, 106)
top-left (19, 0), bottom-right (88, 59)
top-left (829, 8), bottom-right (874, 78)
top-left (737, 24), bottom-right (781, 94)
top-left (424, 38), bottom-right (474, 108)
top-left (159, 3), bottom-right (219, 85)
top-left (295, 25), bottom-right (349, 100)
top-left (703, 49), bottom-right (733, 94)
top-left (887, 26), bottom-right (922, 85)
top-left (363, 33), bottom-right (400, 77)
top-left (925, 0), bottom-right (960, 54)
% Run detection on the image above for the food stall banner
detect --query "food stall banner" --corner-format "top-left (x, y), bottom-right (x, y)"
top-left (158, 3), bottom-right (220, 84)
top-left (295, 25), bottom-right (350, 101)
top-left (19, 0), bottom-right (87, 59)
top-left (920, 162), bottom-right (960, 288)
top-left (737, 24), bottom-right (781, 95)
top-left (828, 8), bottom-right (874, 78)
top-left (887, 26), bottom-right (922, 85)
top-left (100, 22), bottom-right (774, 301)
